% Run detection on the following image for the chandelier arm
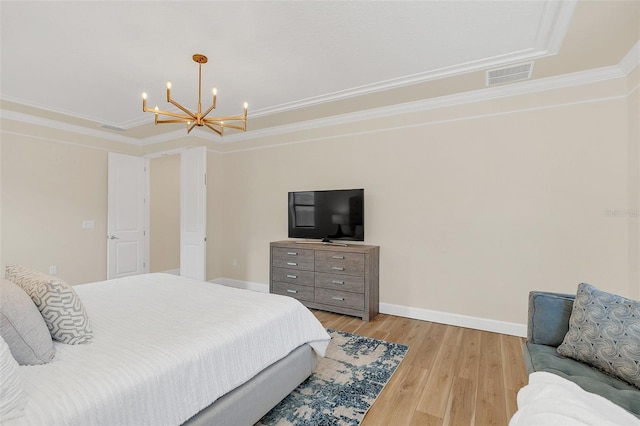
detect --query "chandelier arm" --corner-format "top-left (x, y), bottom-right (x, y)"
top-left (143, 106), bottom-right (193, 121)
top-left (203, 123), bottom-right (223, 136)
top-left (156, 119), bottom-right (193, 124)
top-left (217, 123), bottom-right (246, 131)
top-left (187, 122), bottom-right (198, 134)
top-left (203, 114), bottom-right (246, 122)
top-left (201, 103), bottom-right (217, 120)
top-left (168, 99), bottom-right (197, 120)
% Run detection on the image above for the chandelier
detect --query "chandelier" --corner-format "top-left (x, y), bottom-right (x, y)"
top-left (142, 54), bottom-right (247, 136)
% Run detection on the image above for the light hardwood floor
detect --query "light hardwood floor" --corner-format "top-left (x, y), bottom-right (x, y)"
top-left (313, 311), bottom-right (528, 426)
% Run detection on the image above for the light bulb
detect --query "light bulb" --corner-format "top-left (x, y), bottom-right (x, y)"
top-left (142, 92), bottom-right (147, 100)
top-left (154, 105), bottom-right (159, 111)
top-left (212, 88), bottom-right (217, 96)
top-left (166, 81), bottom-right (172, 89)
top-left (244, 102), bottom-right (248, 109)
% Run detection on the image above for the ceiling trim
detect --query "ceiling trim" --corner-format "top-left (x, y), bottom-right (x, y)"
top-left (219, 59), bottom-right (636, 145)
top-left (247, 0), bottom-right (577, 119)
top-left (3, 38), bottom-right (637, 150)
top-left (221, 94), bottom-right (628, 155)
top-left (0, 0), bottom-right (577, 131)
top-left (533, 0), bottom-right (577, 55)
top-left (0, 109), bottom-right (141, 145)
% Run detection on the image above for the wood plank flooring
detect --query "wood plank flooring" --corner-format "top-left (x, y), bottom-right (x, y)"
top-left (313, 311), bottom-right (528, 426)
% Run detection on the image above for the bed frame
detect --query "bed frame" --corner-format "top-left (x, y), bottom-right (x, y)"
top-left (183, 344), bottom-right (317, 425)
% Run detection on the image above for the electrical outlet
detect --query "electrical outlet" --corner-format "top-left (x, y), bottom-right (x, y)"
top-left (49, 265), bottom-right (57, 275)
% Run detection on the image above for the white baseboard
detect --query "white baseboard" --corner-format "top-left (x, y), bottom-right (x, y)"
top-left (210, 277), bottom-right (269, 293)
top-left (210, 277), bottom-right (527, 337)
top-left (379, 302), bottom-right (526, 337)
top-left (162, 269), bottom-right (180, 275)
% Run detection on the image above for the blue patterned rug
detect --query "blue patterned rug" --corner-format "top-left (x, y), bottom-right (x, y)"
top-left (256, 329), bottom-right (409, 426)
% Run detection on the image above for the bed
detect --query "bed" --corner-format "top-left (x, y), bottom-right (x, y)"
top-left (5, 273), bottom-right (331, 425)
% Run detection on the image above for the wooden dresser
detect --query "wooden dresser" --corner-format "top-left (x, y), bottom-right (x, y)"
top-left (269, 240), bottom-right (379, 321)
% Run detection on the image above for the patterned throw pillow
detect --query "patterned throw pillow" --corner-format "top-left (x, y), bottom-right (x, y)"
top-left (557, 283), bottom-right (640, 388)
top-left (5, 265), bottom-right (93, 345)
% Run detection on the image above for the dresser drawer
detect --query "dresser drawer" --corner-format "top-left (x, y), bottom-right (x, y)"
top-left (272, 267), bottom-right (314, 286)
top-left (315, 251), bottom-right (364, 275)
top-left (272, 281), bottom-right (314, 302)
top-left (315, 272), bottom-right (364, 293)
top-left (272, 247), bottom-right (314, 271)
top-left (315, 288), bottom-right (364, 310)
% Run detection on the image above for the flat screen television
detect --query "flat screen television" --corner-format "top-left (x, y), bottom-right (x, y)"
top-left (288, 189), bottom-right (364, 242)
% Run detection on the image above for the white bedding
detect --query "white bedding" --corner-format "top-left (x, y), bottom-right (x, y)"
top-left (509, 372), bottom-right (640, 426)
top-left (8, 273), bottom-right (330, 426)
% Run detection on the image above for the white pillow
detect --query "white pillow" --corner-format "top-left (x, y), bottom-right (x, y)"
top-left (0, 336), bottom-right (26, 421)
top-left (5, 265), bottom-right (93, 344)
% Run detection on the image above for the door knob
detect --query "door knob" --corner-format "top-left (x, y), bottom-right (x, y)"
top-left (108, 235), bottom-right (119, 240)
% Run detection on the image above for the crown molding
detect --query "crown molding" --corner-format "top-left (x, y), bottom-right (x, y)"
top-left (534, 0), bottom-right (577, 55)
top-left (619, 40), bottom-right (640, 76)
top-left (3, 36), bottom-right (637, 150)
top-left (0, 109), bottom-right (143, 145)
top-left (250, 1), bottom-right (578, 119)
top-left (219, 58), bottom-right (636, 145)
top-left (1, 1), bottom-right (576, 130)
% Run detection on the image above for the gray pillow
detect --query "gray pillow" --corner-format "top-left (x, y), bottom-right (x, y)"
top-left (557, 283), bottom-right (640, 388)
top-left (0, 278), bottom-right (55, 365)
top-left (5, 265), bottom-right (93, 345)
top-left (0, 336), bottom-right (26, 421)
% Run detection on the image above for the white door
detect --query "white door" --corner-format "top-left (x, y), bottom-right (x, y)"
top-left (107, 153), bottom-right (148, 279)
top-left (180, 147), bottom-right (207, 280)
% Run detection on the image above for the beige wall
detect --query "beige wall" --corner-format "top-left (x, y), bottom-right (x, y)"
top-left (149, 154), bottom-right (180, 273)
top-left (0, 132), bottom-right (110, 284)
top-left (1, 67), bottom-right (637, 329)
top-left (213, 77), bottom-right (634, 325)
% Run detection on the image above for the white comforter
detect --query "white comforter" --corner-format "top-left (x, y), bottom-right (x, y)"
top-left (9, 273), bottom-right (330, 426)
top-left (510, 372), bottom-right (640, 426)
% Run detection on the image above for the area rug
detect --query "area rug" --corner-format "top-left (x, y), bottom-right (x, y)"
top-left (256, 329), bottom-right (409, 426)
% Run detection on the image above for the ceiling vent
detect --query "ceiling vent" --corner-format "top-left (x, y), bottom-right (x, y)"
top-left (486, 62), bottom-right (534, 86)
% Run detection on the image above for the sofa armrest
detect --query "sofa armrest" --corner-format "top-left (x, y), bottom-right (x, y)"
top-left (527, 291), bottom-right (575, 347)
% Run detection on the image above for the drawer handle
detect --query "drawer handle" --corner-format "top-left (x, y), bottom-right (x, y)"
top-left (287, 289), bottom-right (298, 294)
top-left (286, 274), bottom-right (297, 279)
top-left (332, 280), bottom-right (345, 285)
top-left (287, 252), bottom-right (298, 256)
top-left (332, 255), bottom-right (345, 259)
top-left (332, 296), bottom-right (345, 301)
top-left (287, 262), bottom-right (298, 266)
top-left (331, 266), bottom-right (344, 271)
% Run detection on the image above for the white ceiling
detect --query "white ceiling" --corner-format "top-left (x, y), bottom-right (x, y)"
top-left (1, 1), bottom-right (574, 133)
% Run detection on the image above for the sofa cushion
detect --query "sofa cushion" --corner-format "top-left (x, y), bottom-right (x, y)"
top-left (5, 265), bottom-right (93, 344)
top-left (526, 342), bottom-right (640, 418)
top-left (0, 278), bottom-right (55, 365)
top-left (527, 291), bottom-right (575, 346)
top-left (557, 283), bottom-right (640, 389)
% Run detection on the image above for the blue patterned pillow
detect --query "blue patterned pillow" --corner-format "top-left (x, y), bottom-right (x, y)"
top-left (557, 283), bottom-right (640, 388)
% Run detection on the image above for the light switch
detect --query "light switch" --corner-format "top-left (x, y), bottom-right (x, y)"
top-left (82, 220), bottom-right (95, 229)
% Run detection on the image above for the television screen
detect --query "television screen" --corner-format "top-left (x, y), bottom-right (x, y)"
top-left (288, 189), bottom-right (364, 242)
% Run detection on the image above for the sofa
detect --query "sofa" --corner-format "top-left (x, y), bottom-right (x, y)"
top-left (523, 290), bottom-right (640, 419)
